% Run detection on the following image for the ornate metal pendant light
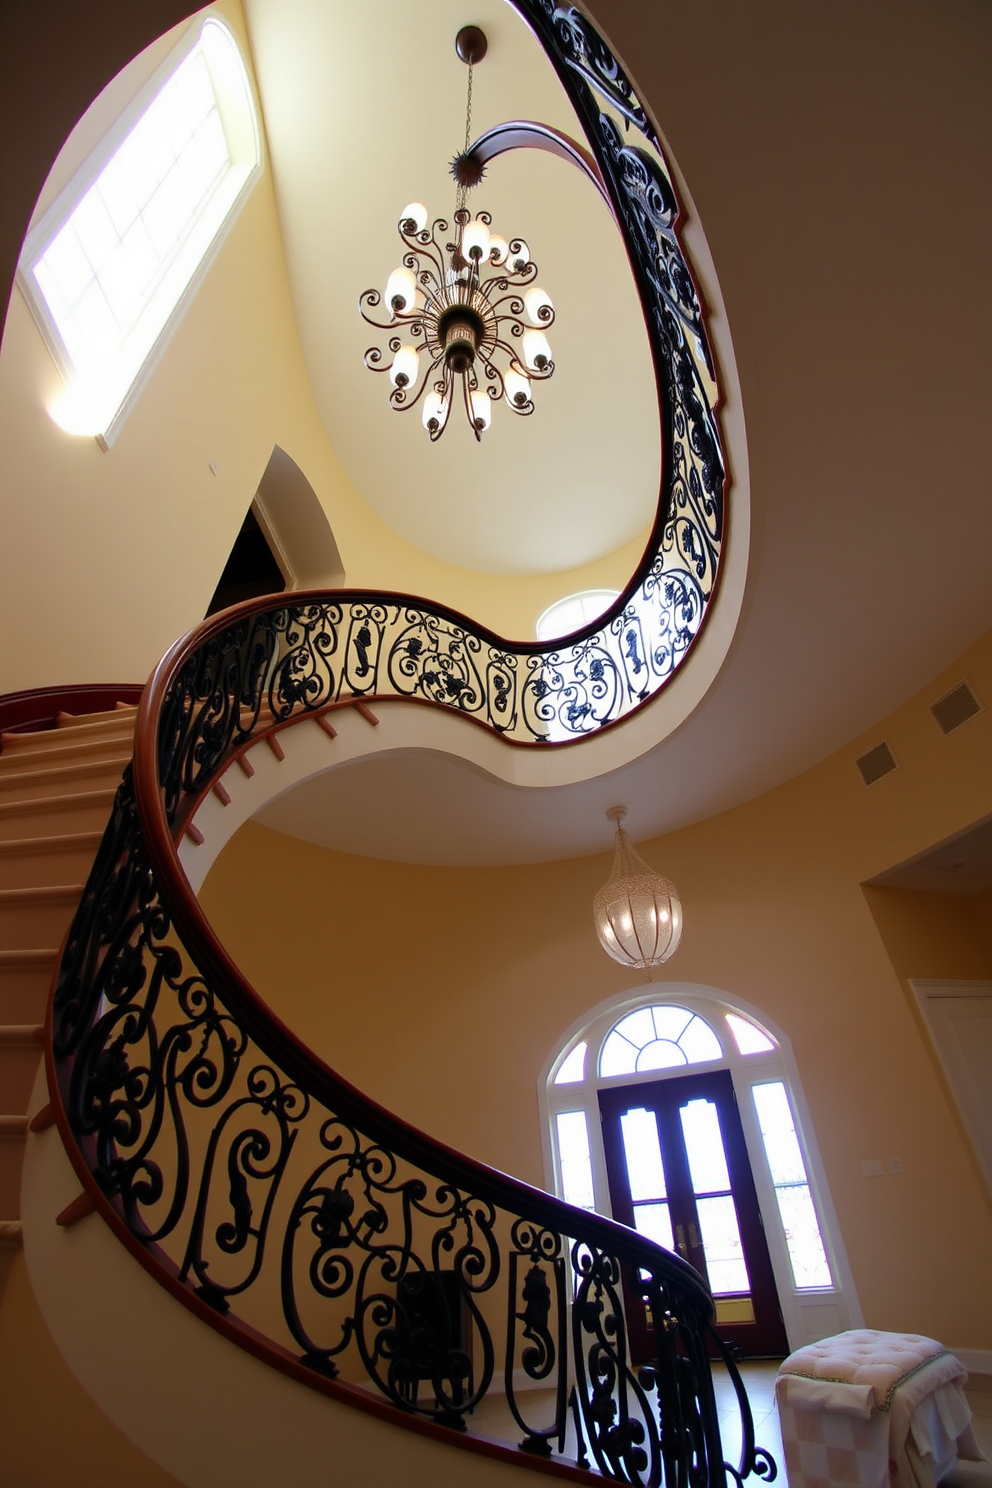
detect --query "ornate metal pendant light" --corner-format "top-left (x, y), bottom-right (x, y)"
top-left (359, 26), bottom-right (555, 442)
top-left (593, 807), bottom-right (683, 975)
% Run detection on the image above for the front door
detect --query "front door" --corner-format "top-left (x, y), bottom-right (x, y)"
top-left (599, 1069), bottom-right (788, 1359)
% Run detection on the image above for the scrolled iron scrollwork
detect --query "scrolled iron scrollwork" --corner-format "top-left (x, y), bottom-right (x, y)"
top-left (47, 4), bottom-right (776, 1484)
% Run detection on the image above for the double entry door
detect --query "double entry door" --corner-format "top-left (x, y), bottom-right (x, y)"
top-left (599, 1069), bottom-right (788, 1360)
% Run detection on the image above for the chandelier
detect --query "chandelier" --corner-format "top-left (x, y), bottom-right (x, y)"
top-left (359, 26), bottom-right (555, 442)
top-left (593, 808), bottom-right (683, 975)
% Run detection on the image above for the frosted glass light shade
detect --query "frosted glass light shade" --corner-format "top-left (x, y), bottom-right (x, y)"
top-left (461, 218), bottom-right (491, 262)
top-left (399, 201), bottom-right (428, 232)
top-left (522, 328), bottom-right (552, 371)
top-left (488, 233), bottom-right (509, 265)
top-left (422, 389), bottom-right (447, 429)
top-left (469, 387), bottom-right (492, 431)
top-left (524, 286), bottom-right (554, 326)
top-left (385, 267), bottom-right (416, 315)
top-left (593, 822), bottom-right (683, 972)
top-left (504, 369), bottom-right (532, 408)
top-left (389, 344), bottom-right (419, 387)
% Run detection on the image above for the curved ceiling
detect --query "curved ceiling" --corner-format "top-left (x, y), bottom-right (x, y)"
top-left (245, 0), bottom-right (659, 576)
top-left (245, 0), bottom-right (992, 867)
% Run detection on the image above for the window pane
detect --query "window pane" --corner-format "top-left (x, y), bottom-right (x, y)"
top-left (620, 1107), bottom-right (668, 1201)
top-left (556, 1111), bottom-right (595, 1210)
top-left (599, 1029), bottom-right (639, 1077)
top-left (695, 1195), bottom-right (750, 1294)
top-left (677, 1015), bottom-right (723, 1064)
top-left (679, 1098), bottom-right (731, 1193)
top-left (22, 17), bottom-right (257, 442)
top-left (773, 1184), bottom-right (832, 1288)
top-left (752, 1082), bottom-right (806, 1185)
top-left (636, 1039), bottom-right (685, 1071)
top-left (632, 1201), bottom-right (675, 1253)
top-left (752, 1081), bottom-right (834, 1289)
top-left (554, 1041), bottom-right (586, 1084)
top-left (725, 1013), bottom-right (775, 1055)
top-left (651, 1006), bottom-right (693, 1042)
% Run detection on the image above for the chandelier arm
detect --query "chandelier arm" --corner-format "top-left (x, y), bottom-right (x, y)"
top-left (457, 120), bottom-right (614, 217)
top-left (426, 373), bottom-right (455, 442)
top-left (409, 235), bottom-right (449, 288)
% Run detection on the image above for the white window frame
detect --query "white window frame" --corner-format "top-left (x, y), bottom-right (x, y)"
top-left (539, 981), bottom-right (863, 1350)
top-left (17, 12), bottom-right (262, 448)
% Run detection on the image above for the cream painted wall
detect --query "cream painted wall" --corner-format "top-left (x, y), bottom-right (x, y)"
top-left (0, 0), bottom-right (649, 700)
top-left (200, 625), bottom-right (992, 1352)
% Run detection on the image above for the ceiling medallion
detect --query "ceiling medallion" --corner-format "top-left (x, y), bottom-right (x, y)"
top-left (359, 25), bottom-right (555, 442)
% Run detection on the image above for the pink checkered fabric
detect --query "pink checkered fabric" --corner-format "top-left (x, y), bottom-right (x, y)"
top-left (778, 1397), bottom-right (890, 1488)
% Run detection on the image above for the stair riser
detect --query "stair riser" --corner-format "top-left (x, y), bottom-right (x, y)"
top-left (0, 845), bottom-right (99, 889)
top-left (0, 970), bottom-right (54, 1029)
top-left (1, 721), bottom-right (136, 756)
top-left (0, 1139), bottom-right (26, 1219)
top-left (0, 961), bottom-right (55, 1023)
top-left (0, 1045), bottom-right (43, 1110)
top-left (0, 763), bottom-right (128, 802)
top-left (0, 897), bottom-right (80, 951)
top-left (0, 797), bottom-right (115, 840)
top-left (0, 735), bottom-right (134, 769)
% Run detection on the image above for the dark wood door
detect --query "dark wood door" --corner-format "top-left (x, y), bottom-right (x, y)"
top-left (599, 1070), bottom-right (788, 1360)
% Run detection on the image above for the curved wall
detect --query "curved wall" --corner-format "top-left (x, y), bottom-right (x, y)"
top-left (199, 625), bottom-right (992, 1353)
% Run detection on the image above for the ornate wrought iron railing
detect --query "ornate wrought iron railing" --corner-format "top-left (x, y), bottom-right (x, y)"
top-left (40, 3), bottom-right (770, 1483)
top-left (48, 641), bottom-right (775, 1484)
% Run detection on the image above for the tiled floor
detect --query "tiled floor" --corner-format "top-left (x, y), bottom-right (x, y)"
top-left (471, 1361), bottom-right (992, 1484)
top-left (713, 1359), bottom-right (785, 1476)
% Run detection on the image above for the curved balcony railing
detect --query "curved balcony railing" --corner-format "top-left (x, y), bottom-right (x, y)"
top-left (48, 618), bottom-right (775, 1484)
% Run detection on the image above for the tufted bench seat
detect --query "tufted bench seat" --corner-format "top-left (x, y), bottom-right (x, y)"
top-left (775, 1329), bottom-right (985, 1488)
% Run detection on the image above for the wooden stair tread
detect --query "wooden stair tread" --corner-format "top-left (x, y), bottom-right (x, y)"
top-left (2, 714), bottom-right (136, 752)
top-left (0, 786), bottom-right (117, 819)
top-left (0, 734), bottom-right (134, 768)
top-left (0, 755), bottom-right (131, 793)
top-left (0, 830), bottom-right (102, 857)
top-left (56, 704), bottom-right (138, 727)
top-left (0, 949), bottom-right (58, 966)
top-left (0, 884), bottom-right (85, 904)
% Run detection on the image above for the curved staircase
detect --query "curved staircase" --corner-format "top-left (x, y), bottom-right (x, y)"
top-left (0, 4), bottom-right (775, 1480)
top-left (0, 703), bottom-right (137, 1303)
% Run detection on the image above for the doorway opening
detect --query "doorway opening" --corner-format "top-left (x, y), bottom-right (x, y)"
top-left (540, 985), bottom-right (861, 1352)
top-left (600, 1068), bottom-right (787, 1359)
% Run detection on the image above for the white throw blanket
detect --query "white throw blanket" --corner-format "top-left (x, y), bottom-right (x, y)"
top-left (776, 1329), bottom-right (985, 1488)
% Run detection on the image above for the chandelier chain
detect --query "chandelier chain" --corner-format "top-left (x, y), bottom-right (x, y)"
top-left (456, 61), bottom-right (474, 214)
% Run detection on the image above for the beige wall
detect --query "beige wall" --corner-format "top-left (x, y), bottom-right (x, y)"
top-left (201, 625), bottom-right (992, 1350)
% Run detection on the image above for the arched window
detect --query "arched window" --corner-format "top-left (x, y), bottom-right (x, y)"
top-left (18, 14), bottom-right (261, 446)
top-left (542, 985), bottom-right (861, 1350)
top-left (536, 589), bottom-right (619, 642)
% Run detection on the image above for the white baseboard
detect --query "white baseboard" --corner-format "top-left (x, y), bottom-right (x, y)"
top-left (952, 1348), bottom-right (992, 1377)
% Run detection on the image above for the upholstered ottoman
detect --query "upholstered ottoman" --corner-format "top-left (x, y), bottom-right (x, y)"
top-left (775, 1330), bottom-right (984, 1488)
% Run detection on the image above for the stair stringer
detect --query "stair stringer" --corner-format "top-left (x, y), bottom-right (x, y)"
top-left (177, 696), bottom-right (584, 893)
top-left (22, 1064), bottom-right (584, 1488)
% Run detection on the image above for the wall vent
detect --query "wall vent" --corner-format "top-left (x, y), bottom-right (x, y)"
top-left (930, 682), bottom-right (981, 735)
top-left (856, 741), bottom-right (897, 786)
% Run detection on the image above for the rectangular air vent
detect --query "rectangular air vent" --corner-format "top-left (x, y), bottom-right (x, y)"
top-left (856, 741), bottom-right (897, 786)
top-left (930, 682), bottom-right (981, 735)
